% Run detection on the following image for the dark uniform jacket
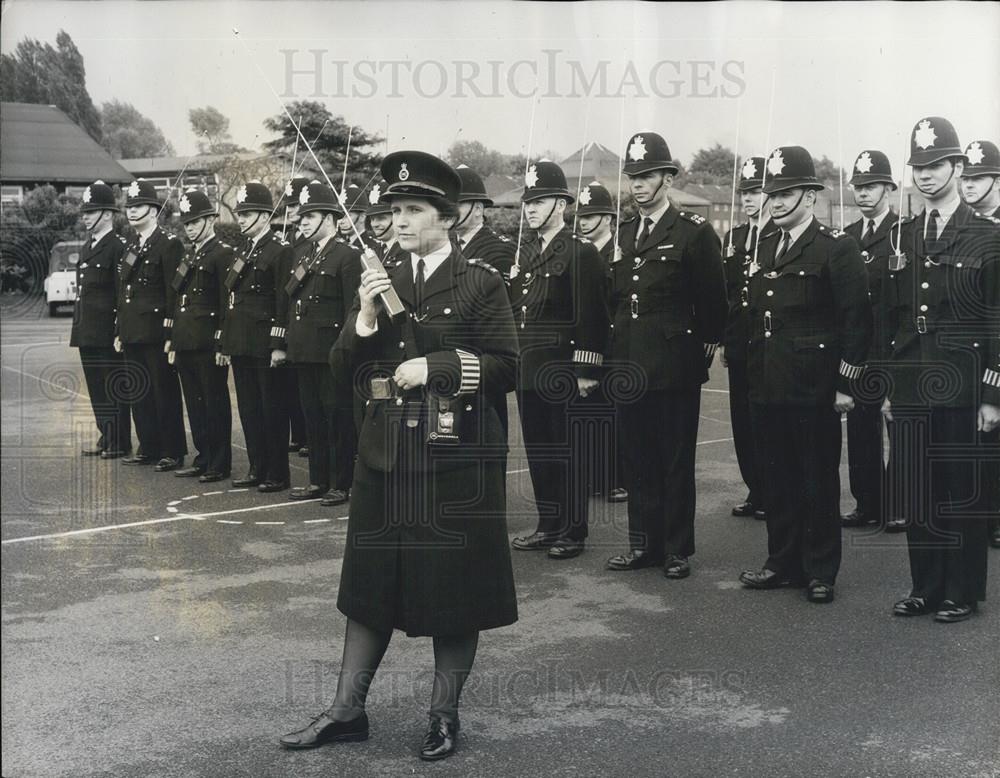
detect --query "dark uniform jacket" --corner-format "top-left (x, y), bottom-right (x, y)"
top-left (845, 211), bottom-right (900, 363)
top-left (342, 247), bottom-right (518, 473)
top-left (509, 225), bottom-right (609, 390)
top-left (747, 217), bottom-right (872, 407)
top-left (723, 219), bottom-right (775, 360)
top-left (219, 231), bottom-right (293, 358)
top-left (116, 227), bottom-right (184, 345)
top-left (884, 203), bottom-right (1000, 408)
top-left (461, 224), bottom-right (517, 278)
top-left (70, 230), bottom-right (127, 348)
top-left (166, 237), bottom-right (233, 353)
top-left (610, 206), bottom-right (728, 390)
top-left (278, 237), bottom-right (361, 364)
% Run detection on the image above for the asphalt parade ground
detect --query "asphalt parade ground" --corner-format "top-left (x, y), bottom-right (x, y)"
top-left (2, 300), bottom-right (998, 778)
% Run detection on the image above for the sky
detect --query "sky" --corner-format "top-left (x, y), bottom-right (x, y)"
top-left (3, 0), bottom-right (999, 181)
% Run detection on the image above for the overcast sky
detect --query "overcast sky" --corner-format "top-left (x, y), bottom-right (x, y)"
top-left (3, 0), bottom-right (999, 181)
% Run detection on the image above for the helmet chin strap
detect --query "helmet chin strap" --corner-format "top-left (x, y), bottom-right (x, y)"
top-left (963, 176), bottom-right (999, 206)
top-left (635, 172), bottom-right (668, 211)
top-left (190, 218), bottom-right (208, 245)
top-left (371, 220), bottom-right (392, 239)
top-left (577, 216), bottom-right (604, 236)
top-left (240, 211), bottom-right (264, 236)
top-left (454, 203), bottom-right (475, 231)
top-left (919, 160), bottom-right (958, 200)
top-left (776, 189), bottom-right (808, 226)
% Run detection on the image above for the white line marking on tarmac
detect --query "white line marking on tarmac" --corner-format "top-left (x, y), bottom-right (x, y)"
top-left (217, 520), bottom-right (243, 525)
top-left (701, 387), bottom-right (730, 394)
top-left (168, 500), bottom-right (182, 506)
top-left (303, 518), bottom-right (331, 524)
top-left (697, 437), bottom-right (735, 446)
top-left (1, 515), bottom-right (199, 544)
top-left (255, 521), bottom-right (285, 525)
top-left (1, 365), bottom-right (87, 399)
top-left (203, 490), bottom-right (224, 496)
top-left (167, 506), bottom-right (178, 513)
top-left (1, 340), bottom-right (65, 348)
top-left (182, 495), bottom-right (199, 501)
top-left (228, 488), bottom-right (249, 493)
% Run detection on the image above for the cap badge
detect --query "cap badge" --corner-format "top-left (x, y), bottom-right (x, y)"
top-left (236, 185), bottom-right (248, 203)
top-left (128, 181), bottom-right (140, 197)
top-left (369, 184), bottom-right (381, 205)
top-left (767, 149), bottom-right (785, 177)
top-left (525, 164), bottom-right (539, 188)
top-left (179, 194), bottom-right (191, 213)
top-left (914, 120), bottom-right (937, 150)
top-left (855, 151), bottom-right (874, 174)
top-left (966, 142), bottom-right (985, 166)
top-left (284, 181), bottom-right (294, 197)
top-left (299, 185), bottom-right (310, 205)
top-left (741, 158), bottom-right (758, 180)
top-left (628, 135), bottom-right (647, 162)
top-left (82, 187), bottom-right (92, 203)
top-left (398, 163), bottom-right (410, 181)
top-left (578, 186), bottom-right (592, 206)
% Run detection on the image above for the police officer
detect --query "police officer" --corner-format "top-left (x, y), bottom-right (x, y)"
top-left (166, 190), bottom-right (233, 482)
top-left (338, 183), bottom-right (368, 247)
top-left (453, 164), bottom-right (517, 278)
top-left (509, 160), bottom-right (610, 560)
top-left (279, 181), bottom-right (361, 506)
top-left (219, 181), bottom-right (293, 492)
top-left (885, 118), bottom-right (1000, 622)
top-left (116, 179), bottom-right (187, 470)
top-left (959, 140), bottom-right (1000, 549)
top-left (840, 150), bottom-right (902, 531)
top-left (365, 179), bottom-right (405, 267)
top-left (605, 132), bottom-right (728, 578)
top-left (71, 180), bottom-right (131, 458)
top-left (738, 146), bottom-right (872, 604)
top-left (276, 176), bottom-right (312, 456)
top-left (575, 180), bottom-right (627, 504)
top-left (722, 157), bottom-right (772, 520)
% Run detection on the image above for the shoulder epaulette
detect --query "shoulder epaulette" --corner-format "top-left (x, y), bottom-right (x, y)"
top-left (973, 211), bottom-right (1000, 225)
top-left (166, 233), bottom-right (177, 240)
top-left (498, 234), bottom-right (512, 243)
top-left (817, 224), bottom-right (848, 239)
top-left (573, 233), bottom-right (592, 243)
top-left (679, 211), bottom-right (707, 225)
top-left (467, 257), bottom-right (499, 274)
top-left (116, 235), bottom-right (129, 246)
top-left (621, 215), bottom-right (639, 226)
top-left (270, 233), bottom-right (290, 246)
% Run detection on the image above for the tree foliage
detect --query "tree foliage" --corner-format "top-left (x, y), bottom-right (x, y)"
top-left (100, 99), bottom-right (175, 158)
top-left (189, 106), bottom-right (243, 154)
top-left (0, 30), bottom-right (103, 142)
top-left (687, 143), bottom-right (736, 184)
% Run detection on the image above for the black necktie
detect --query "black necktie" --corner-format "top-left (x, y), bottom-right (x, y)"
top-left (415, 258), bottom-right (426, 310)
top-left (636, 216), bottom-right (653, 249)
top-left (864, 219), bottom-right (876, 243)
top-left (775, 231), bottom-right (791, 262)
top-left (925, 209), bottom-right (941, 254)
top-left (745, 224), bottom-right (757, 253)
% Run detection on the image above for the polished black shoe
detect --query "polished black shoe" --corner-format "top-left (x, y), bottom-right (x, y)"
top-left (174, 466), bottom-right (205, 478)
top-left (122, 454), bottom-right (154, 466)
top-left (753, 509), bottom-right (767, 521)
top-left (511, 532), bottom-right (557, 551)
top-left (100, 449), bottom-right (129, 460)
top-left (883, 517), bottom-right (908, 533)
top-left (739, 568), bottom-right (803, 589)
top-left (82, 446), bottom-right (104, 457)
top-left (548, 540), bottom-right (585, 559)
top-left (320, 489), bottom-right (350, 507)
top-left (279, 711), bottom-right (369, 749)
top-left (258, 480), bottom-right (289, 493)
top-left (934, 600), bottom-right (976, 623)
top-left (232, 471), bottom-right (259, 488)
top-left (892, 596), bottom-right (936, 617)
top-left (298, 446), bottom-right (310, 458)
top-left (991, 527), bottom-right (1000, 549)
top-left (607, 488), bottom-right (628, 503)
top-left (807, 579), bottom-right (835, 603)
top-left (419, 716), bottom-right (459, 761)
top-left (732, 500), bottom-right (757, 517)
top-left (841, 509), bottom-right (875, 528)
top-left (155, 457), bottom-right (184, 472)
top-left (198, 471), bottom-right (228, 483)
top-left (663, 555), bottom-right (691, 579)
top-left (606, 549), bottom-right (663, 571)
top-left (289, 485), bottom-right (326, 501)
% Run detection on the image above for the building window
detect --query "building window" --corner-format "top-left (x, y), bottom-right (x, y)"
top-left (64, 185), bottom-right (87, 199)
top-left (1, 185), bottom-right (24, 204)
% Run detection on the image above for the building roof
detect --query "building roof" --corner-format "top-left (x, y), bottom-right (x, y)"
top-left (680, 183), bottom-right (734, 205)
top-left (0, 102), bottom-right (132, 184)
top-left (118, 151), bottom-right (266, 176)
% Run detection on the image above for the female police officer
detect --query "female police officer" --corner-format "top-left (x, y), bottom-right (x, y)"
top-left (279, 151), bottom-right (519, 761)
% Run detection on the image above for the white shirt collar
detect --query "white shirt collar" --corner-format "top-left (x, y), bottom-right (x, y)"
top-left (411, 240), bottom-right (452, 282)
top-left (314, 234), bottom-right (333, 253)
top-left (924, 193), bottom-right (961, 237)
top-left (781, 215), bottom-right (813, 247)
top-left (639, 198), bottom-right (671, 230)
top-left (195, 232), bottom-right (216, 252)
top-left (861, 208), bottom-right (892, 233)
top-left (593, 233), bottom-right (613, 252)
top-left (459, 223), bottom-right (483, 247)
top-left (538, 221), bottom-right (564, 251)
top-left (90, 225), bottom-right (112, 246)
top-left (137, 223), bottom-right (157, 245)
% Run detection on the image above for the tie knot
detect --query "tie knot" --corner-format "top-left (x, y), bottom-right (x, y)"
top-left (417, 257), bottom-right (426, 274)
top-left (867, 219), bottom-right (875, 231)
top-left (929, 209), bottom-right (940, 219)
top-left (644, 217), bottom-right (654, 229)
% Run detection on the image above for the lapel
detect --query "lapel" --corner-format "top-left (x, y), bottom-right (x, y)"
top-left (391, 250), bottom-right (415, 307)
top-left (934, 202), bottom-right (970, 256)
top-left (422, 245), bottom-right (461, 304)
top-left (870, 211), bottom-right (898, 249)
top-left (773, 217), bottom-right (820, 271)
top-left (637, 205), bottom-right (677, 253)
top-left (463, 226), bottom-right (487, 257)
top-left (538, 225), bottom-right (570, 267)
top-left (196, 236), bottom-right (217, 261)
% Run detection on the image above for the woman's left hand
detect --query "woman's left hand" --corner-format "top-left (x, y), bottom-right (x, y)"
top-left (394, 358), bottom-right (428, 390)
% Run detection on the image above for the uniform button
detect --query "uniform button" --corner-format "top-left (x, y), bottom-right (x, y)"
top-left (819, 343), bottom-right (825, 349)
top-left (766, 290), bottom-right (774, 296)
top-left (764, 331), bottom-right (772, 338)
top-left (296, 316), bottom-right (300, 321)
top-left (660, 256), bottom-right (666, 261)
top-left (925, 260), bottom-right (932, 267)
top-left (919, 304), bottom-right (928, 312)
top-left (465, 404), bottom-right (472, 411)
top-left (522, 289), bottom-right (528, 295)
top-left (765, 310), bottom-right (771, 315)
top-left (798, 271), bottom-right (805, 276)
top-left (396, 398), bottom-right (403, 406)
top-left (741, 302), bottom-right (748, 307)
top-left (399, 341), bottom-right (405, 349)
top-left (686, 329), bottom-right (692, 334)
top-left (444, 307), bottom-right (452, 314)
top-left (631, 293), bottom-right (638, 300)
top-left (632, 275), bottom-right (639, 281)
top-left (973, 342), bottom-right (980, 347)
top-left (956, 262), bottom-right (963, 267)
top-left (921, 282), bottom-right (929, 289)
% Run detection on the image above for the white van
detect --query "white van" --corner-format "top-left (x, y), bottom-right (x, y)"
top-left (43, 240), bottom-right (84, 316)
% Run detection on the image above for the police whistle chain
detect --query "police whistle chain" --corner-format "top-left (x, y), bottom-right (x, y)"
top-left (572, 100), bottom-right (591, 233)
top-left (726, 99), bottom-right (743, 257)
top-left (512, 90), bottom-right (539, 276)
top-left (751, 68), bottom-right (777, 274)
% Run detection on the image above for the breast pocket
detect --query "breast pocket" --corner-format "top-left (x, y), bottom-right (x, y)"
top-left (641, 248), bottom-right (685, 293)
top-left (781, 263), bottom-right (825, 309)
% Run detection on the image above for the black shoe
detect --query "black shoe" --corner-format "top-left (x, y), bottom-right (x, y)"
top-left (258, 480), bottom-right (289, 493)
top-left (807, 579), bottom-right (835, 603)
top-left (298, 446), bottom-right (310, 458)
top-left (198, 471), bottom-right (228, 483)
top-left (512, 532), bottom-right (557, 551)
top-left (232, 471), bottom-right (259, 488)
top-left (934, 600), bottom-right (976, 623)
top-left (991, 528), bottom-right (1000, 549)
top-left (82, 446), bottom-right (104, 457)
top-left (100, 449), bottom-right (129, 460)
top-left (279, 711), bottom-right (369, 750)
top-left (155, 457), bottom-right (184, 472)
top-left (289, 485), bottom-right (326, 501)
top-left (753, 509), bottom-right (767, 521)
top-left (548, 540), bottom-right (585, 559)
top-left (884, 517), bottom-right (908, 533)
top-left (841, 509), bottom-right (875, 528)
top-left (607, 488), bottom-right (628, 503)
top-left (892, 596), bottom-right (936, 617)
top-left (739, 568), bottom-right (803, 589)
top-left (122, 454), bottom-right (154, 466)
top-left (419, 716), bottom-right (459, 761)
top-left (732, 500), bottom-right (757, 517)
top-left (606, 549), bottom-right (663, 571)
top-left (174, 466), bottom-right (205, 478)
top-left (320, 489), bottom-right (350, 507)
top-left (663, 555), bottom-right (691, 579)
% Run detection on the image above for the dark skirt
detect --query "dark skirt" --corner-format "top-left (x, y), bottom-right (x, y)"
top-left (337, 426), bottom-right (518, 637)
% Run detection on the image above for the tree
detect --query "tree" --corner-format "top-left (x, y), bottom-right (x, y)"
top-left (446, 140), bottom-right (507, 177)
top-left (262, 101), bottom-right (383, 187)
top-left (0, 30), bottom-right (103, 142)
top-left (189, 106), bottom-right (243, 155)
top-left (813, 155), bottom-right (843, 186)
top-left (99, 100), bottom-right (175, 158)
top-left (687, 144), bottom-right (736, 185)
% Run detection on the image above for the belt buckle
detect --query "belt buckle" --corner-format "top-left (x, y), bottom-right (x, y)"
top-left (763, 312), bottom-right (772, 333)
top-left (630, 299), bottom-right (638, 319)
top-left (916, 315), bottom-right (927, 334)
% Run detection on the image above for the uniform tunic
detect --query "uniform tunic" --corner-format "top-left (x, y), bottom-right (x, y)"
top-left (459, 224), bottom-right (517, 279)
top-left (337, 246), bottom-right (519, 636)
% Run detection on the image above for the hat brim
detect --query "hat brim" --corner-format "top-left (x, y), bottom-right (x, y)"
top-left (458, 194), bottom-right (494, 207)
top-left (180, 210), bottom-right (217, 224)
top-left (124, 198), bottom-right (163, 209)
top-left (521, 188), bottom-right (574, 204)
top-left (907, 149), bottom-right (966, 167)
top-left (80, 203), bottom-right (120, 213)
top-left (298, 204), bottom-right (345, 216)
top-left (737, 182), bottom-right (763, 193)
top-left (761, 179), bottom-right (825, 195)
top-left (849, 175), bottom-right (897, 189)
top-left (366, 205), bottom-right (393, 216)
top-left (623, 161), bottom-right (679, 176)
top-left (575, 206), bottom-right (616, 217)
top-left (960, 167), bottom-right (1000, 178)
top-left (234, 203), bottom-right (274, 213)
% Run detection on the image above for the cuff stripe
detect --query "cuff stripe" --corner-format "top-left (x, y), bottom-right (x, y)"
top-left (839, 360), bottom-right (864, 379)
top-left (270, 326), bottom-right (286, 338)
top-left (985, 368), bottom-right (1000, 389)
top-left (214, 330), bottom-right (222, 340)
top-left (163, 318), bottom-right (174, 328)
top-left (573, 349), bottom-right (604, 366)
top-left (456, 349), bottom-right (481, 394)
top-left (704, 343), bottom-right (718, 358)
